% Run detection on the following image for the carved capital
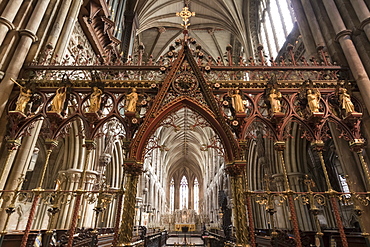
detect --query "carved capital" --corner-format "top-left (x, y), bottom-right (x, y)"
top-left (123, 159), bottom-right (143, 176)
top-left (349, 139), bottom-right (365, 153)
top-left (273, 141), bottom-right (285, 151)
top-left (6, 139), bottom-right (21, 151)
top-left (45, 139), bottom-right (58, 150)
top-left (311, 140), bottom-right (325, 152)
top-left (225, 160), bottom-right (246, 176)
top-left (83, 140), bottom-right (96, 150)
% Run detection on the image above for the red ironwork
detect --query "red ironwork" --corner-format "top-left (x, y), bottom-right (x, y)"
top-left (19, 194), bottom-right (41, 247)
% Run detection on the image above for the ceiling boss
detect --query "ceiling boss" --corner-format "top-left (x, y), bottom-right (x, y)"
top-left (176, 6), bottom-right (195, 30)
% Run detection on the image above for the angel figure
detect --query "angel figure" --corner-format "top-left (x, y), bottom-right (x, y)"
top-left (15, 87), bottom-right (32, 113)
top-left (50, 86), bottom-right (67, 114)
top-left (307, 89), bottom-right (321, 113)
top-left (88, 86), bottom-right (103, 113)
top-left (268, 88), bottom-right (282, 113)
top-left (230, 89), bottom-right (245, 113)
top-left (125, 88), bottom-right (139, 112)
top-left (339, 88), bottom-right (355, 116)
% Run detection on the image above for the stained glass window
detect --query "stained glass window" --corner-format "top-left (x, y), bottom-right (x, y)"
top-left (180, 176), bottom-right (188, 209)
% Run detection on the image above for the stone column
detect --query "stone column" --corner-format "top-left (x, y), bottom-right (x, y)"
top-left (117, 160), bottom-right (143, 246)
top-left (322, 0), bottom-right (370, 115)
top-left (0, 0), bottom-right (50, 118)
top-left (0, 139), bottom-right (21, 190)
top-left (350, 0), bottom-right (370, 41)
top-left (290, 0), bottom-right (317, 58)
top-left (0, 120), bottom-right (42, 231)
top-left (174, 181), bottom-right (180, 210)
top-left (188, 179), bottom-right (194, 209)
top-left (46, 0), bottom-right (72, 49)
top-left (225, 161), bottom-right (249, 247)
top-left (0, 0), bottom-right (23, 46)
top-left (300, 0), bottom-right (325, 49)
top-left (52, 0), bottom-right (82, 62)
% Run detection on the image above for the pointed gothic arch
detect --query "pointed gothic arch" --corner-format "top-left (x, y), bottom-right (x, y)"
top-left (131, 96), bottom-right (236, 162)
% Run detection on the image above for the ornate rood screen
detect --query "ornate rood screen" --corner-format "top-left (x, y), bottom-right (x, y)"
top-left (10, 37), bottom-right (362, 147)
top-left (7, 35), bottom-right (369, 247)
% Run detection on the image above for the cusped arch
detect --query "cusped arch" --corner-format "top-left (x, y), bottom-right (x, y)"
top-left (242, 115), bottom-right (279, 141)
top-left (131, 96), bottom-right (238, 162)
top-left (91, 114), bottom-right (128, 139)
top-left (49, 114), bottom-right (85, 139)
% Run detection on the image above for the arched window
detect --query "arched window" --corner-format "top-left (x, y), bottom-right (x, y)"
top-left (170, 178), bottom-right (174, 212)
top-left (258, 0), bottom-right (295, 59)
top-left (180, 176), bottom-right (188, 209)
top-left (194, 178), bottom-right (199, 213)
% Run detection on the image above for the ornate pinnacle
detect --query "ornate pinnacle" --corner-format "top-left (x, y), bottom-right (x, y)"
top-left (176, 6), bottom-right (195, 30)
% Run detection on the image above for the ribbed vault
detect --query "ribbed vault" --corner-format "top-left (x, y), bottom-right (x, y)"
top-left (135, 0), bottom-right (252, 61)
top-left (146, 107), bottom-right (223, 186)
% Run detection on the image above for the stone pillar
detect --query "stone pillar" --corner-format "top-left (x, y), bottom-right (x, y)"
top-left (290, 0), bottom-right (317, 58)
top-left (351, 0), bottom-right (370, 41)
top-left (0, 120), bottom-right (42, 231)
top-left (117, 160), bottom-right (143, 246)
top-left (225, 161), bottom-right (249, 247)
top-left (46, 0), bottom-right (72, 49)
top-left (0, 0), bottom-right (23, 46)
top-left (52, 0), bottom-right (82, 62)
top-left (322, 0), bottom-right (370, 115)
top-left (0, 139), bottom-right (21, 190)
top-left (300, 0), bottom-right (326, 49)
top-left (0, 0), bottom-right (50, 118)
top-left (174, 181), bottom-right (180, 210)
top-left (188, 179), bottom-right (194, 209)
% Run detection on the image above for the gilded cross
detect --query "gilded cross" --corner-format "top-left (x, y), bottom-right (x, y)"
top-left (176, 6), bottom-right (195, 30)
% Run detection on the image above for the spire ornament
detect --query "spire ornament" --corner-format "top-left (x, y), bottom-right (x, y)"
top-left (176, 6), bottom-right (195, 30)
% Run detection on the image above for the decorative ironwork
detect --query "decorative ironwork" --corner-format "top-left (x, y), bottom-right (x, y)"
top-left (176, 6), bottom-right (195, 30)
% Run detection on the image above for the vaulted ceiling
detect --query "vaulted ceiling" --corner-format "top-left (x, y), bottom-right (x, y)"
top-left (135, 0), bottom-right (254, 63)
top-left (134, 0), bottom-right (248, 183)
top-left (147, 107), bottom-right (224, 183)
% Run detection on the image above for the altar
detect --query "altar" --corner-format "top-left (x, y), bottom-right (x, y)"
top-left (173, 209), bottom-right (197, 232)
top-left (174, 223), bottom-right (196, 232)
